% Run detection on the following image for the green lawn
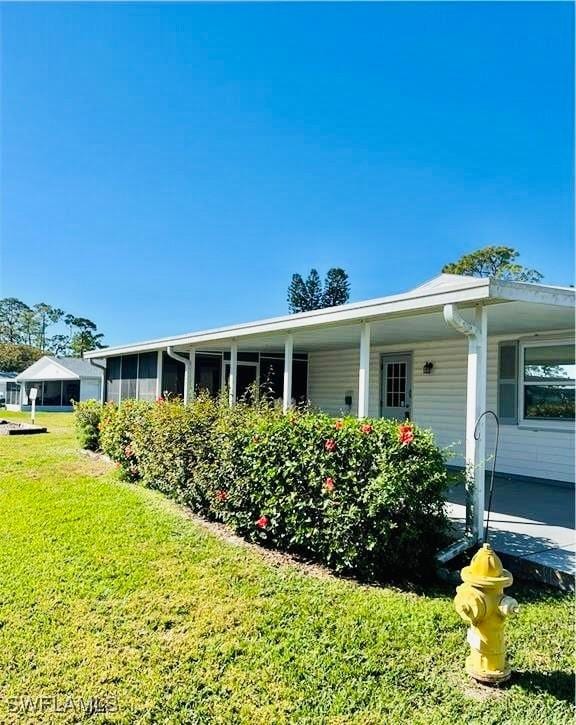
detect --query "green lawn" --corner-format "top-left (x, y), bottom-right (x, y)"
top-left (0, 412), bottom-right (573, 724)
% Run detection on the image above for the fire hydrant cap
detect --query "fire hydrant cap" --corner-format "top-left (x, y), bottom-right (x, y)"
top-left (461, 543), bottom-right (513, 587)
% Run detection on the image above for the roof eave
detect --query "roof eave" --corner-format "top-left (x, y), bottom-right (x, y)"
top-left (84, 280), bottom-right (494, 358)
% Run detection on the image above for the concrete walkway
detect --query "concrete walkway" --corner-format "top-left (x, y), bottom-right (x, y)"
top-left (445, 476), bottom-right (575, 588)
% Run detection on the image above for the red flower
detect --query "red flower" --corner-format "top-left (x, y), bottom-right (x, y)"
top-left (398, 424), bottom-right (414, 446)
top-left (256, 515), bottom-right (269, 529)
top-left (215, 489), bottom-right (228, 502)
top-left (361, 423), bottom-right (373, 434)
top-left (324, 477), bottom-right (335, 492)
top-left (334, 420), bottom-right (344, 430)
top-left (324, 439), bottom-right (336, 452)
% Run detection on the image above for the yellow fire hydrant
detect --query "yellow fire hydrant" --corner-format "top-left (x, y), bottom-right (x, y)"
top-left (454, 543), bottom-right (519, 684)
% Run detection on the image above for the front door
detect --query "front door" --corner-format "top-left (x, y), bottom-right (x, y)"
top-left (380, 353), bottom-right (412, 420)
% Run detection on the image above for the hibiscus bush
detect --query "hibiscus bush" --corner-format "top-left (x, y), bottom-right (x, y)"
top-left (80, 397), bottom-right (449, 580)
top-left (74, 399), bottom-right (104, 451)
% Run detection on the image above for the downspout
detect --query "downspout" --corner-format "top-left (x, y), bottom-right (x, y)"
top-left (436, 303), bottom-right (482, 570)
top-left (89, 358), bottom-right (106, 404)
top-left (166, 346), bottom-right (191, 404)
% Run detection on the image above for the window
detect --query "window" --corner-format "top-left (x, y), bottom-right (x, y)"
top-left (6, 382), bottom-right (20, 405)
top-left (521, 343), bottom-right (575, 422)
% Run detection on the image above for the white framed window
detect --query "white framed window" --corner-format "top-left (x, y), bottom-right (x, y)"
top-left (519, 341), bottom-right (575, 425)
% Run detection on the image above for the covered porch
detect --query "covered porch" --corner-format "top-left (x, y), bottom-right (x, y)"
top-left (86, 275), bottom-right (574, 548)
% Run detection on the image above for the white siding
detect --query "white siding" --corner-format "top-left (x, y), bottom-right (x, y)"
top-left (308, 334), bottom-right (574, 483)
top-left (80, 377), bottom-right (102, 402)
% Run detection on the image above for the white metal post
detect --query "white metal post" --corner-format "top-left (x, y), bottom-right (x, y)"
top-left (188, 349), bottom-right (196, 403)
top-left (283, 334), bottom-right (294, 413)
top-left (358, 322), bottom-right (371, 418)
top-left (156, 350), bottom-right (163, 399)
top-left (229, 342), bottom-right (238, 406)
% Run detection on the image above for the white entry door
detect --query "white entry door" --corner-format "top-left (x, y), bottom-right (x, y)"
top-left (380, 353), bottom-right (412, 421)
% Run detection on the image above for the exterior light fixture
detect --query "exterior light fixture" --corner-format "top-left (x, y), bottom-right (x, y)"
top-left (423, 361), bottom-right (434, 375)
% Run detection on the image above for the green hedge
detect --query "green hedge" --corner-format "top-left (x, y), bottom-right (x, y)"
top-left (73, 399), bottom-right (103, 451)
top-left (75, 397), bottom-right (448, 580)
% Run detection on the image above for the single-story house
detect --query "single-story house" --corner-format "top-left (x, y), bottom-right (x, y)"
top-left (0, 372), bottom-right (19, 407)
top-left (9, 357), bottom-right (104, 411)
top-left (84, 273), bottom-right (574, 536)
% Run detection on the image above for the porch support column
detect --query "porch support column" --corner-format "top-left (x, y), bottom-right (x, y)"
top-left (283, 333), bottom-right (294, 413)
top-left (443, 303), bottom-right (487, 543)
top-left (155, 350), bottom-right (163, 399)
top-left (229, 341), bottom-right (238, 406)
top-left (188, 349), bottom-right (196, 403)
top-left (358, 322), bottom-right (371, 418)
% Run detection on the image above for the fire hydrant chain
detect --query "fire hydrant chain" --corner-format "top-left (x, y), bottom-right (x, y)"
top-left (454, 543), bottom-right (519, 685)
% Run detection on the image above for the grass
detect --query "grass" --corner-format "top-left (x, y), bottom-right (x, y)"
top-left (0, 411), bottom-right (573, 724)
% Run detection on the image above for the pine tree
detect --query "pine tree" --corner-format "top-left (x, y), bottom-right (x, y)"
top-left (287, 274), bottom-right (309, 313)
top-left (287, 267), bottom-right (351, 312)
top-left (305, 269), bottom-right (323, 310)
top-left (322, 268), bottom-right (350, 307)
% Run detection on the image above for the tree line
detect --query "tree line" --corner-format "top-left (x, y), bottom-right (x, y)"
top-left (0, 298), bottom-right (106, 372)
top-left (287, 246), bottom-right (542, 312)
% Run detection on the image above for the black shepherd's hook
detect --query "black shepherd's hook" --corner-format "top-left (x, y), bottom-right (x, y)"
top-left (474, 410), bottom-right (500, 544)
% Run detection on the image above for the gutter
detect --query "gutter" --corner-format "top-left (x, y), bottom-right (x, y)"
top-left (166, 346), bottom-right (192, 404)
top-left (435, 303), bottom-right (484, 570)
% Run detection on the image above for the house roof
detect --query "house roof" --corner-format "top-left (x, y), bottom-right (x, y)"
top-left (16, 356), bottom-right (102, 382)
top-left (84, 274), bottom-right (575, 358)
top-left (0, 371), bottom-right (18, 381)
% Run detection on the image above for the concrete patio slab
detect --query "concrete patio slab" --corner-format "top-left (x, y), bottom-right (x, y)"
top-left (445, 476), bottom-right (575, 589)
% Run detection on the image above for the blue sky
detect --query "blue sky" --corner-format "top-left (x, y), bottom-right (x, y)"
top-left (1, 2), bottom-right (573, 346)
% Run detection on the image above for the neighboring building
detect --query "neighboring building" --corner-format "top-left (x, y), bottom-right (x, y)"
top-left (0, 372), bottom-right (19, 408)
top-left (9, 357), bottom-right (103, 412)
top-left (84, 274), bottom-right (575, 491)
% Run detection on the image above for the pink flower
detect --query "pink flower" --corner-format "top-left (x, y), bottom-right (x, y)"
top-left (361, 423), bottom-right (373, 434)
top-left (324, 439), bottom-right (336, 452)
top-left (398, 424), bottom-right (414, 446)
top-left (324, 477), bottom-right (335, 492)
top-left (256, 515), bottom-right (269, 529)
top-left (215, 489), bottom-right (228, 502)
top-left (334, 420), bottom-right (344, 430)
top-left (124, 444), bottom-right (134, 458)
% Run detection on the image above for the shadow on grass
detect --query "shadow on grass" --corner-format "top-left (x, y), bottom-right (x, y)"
top-left (512, 669), bottom-right (575, 704)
